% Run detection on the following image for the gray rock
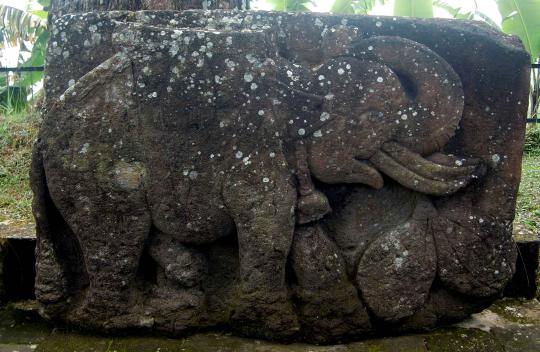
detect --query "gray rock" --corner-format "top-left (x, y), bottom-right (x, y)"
top-left (31, 10), bottom-right (530, 342)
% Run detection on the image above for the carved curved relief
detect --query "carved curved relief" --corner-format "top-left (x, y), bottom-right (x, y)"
top-left (32, 11), bottom-right (527, 343)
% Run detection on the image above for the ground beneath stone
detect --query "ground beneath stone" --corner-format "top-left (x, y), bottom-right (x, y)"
top-left (0, 298), bottom-right (538, 352)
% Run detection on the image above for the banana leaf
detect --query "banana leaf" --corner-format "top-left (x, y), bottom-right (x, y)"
top-left (331, 0), bottom-right (387, 15)
top-left (496, 0), bottom-right (540, 62)
top-left (266, 0), bottom-right (313, 11)
top-left (331, 0), bottom-right (355, 14)
top-left (433, 0), bottom-right (499, 28)
top-left (0, 5), bottom-right (44, 48)
top-left (394, 0), bottom-right (434, 18)
top-left (18, 29), bottom-right (48, 89)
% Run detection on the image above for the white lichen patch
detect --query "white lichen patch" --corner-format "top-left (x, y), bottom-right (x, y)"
top-left (244, 72), bottom-right (254, 82)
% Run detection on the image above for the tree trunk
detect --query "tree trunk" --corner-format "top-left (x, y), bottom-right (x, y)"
top-left (50, 0), bottom-right (249, 16)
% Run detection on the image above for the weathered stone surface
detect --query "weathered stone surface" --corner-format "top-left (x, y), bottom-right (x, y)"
top-left (356, 198), bottom-right (438, 322)
top-left (291, 224), bottom-right (371, 342)
top-left (51, 0), bottom-right (248, 14)
top-left (32, 10), bottom-right (530, 342)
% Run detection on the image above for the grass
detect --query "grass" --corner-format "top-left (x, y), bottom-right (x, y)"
top-left (0, 111), bottom-right (538, 235)
top-left (515, 153), bottom-right (540, 234)
top-left (524, 124), bottom-right (540, 155)
top-left (0, 108), bottom-right (40, 225)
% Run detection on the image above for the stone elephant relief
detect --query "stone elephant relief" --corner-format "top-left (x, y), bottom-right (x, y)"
top-left (32, 23), bottom-right (486, 341)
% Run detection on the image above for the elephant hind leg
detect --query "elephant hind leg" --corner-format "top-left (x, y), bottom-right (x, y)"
top-left (32, 150), bottom-right (90, 316)
top-left (63, 205), bottom-right (152, 327)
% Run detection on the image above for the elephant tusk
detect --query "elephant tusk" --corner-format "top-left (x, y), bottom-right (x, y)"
top-left (350, 159), bottom-right (385, 190)
top-left (380, 142), bottom-right (480, 182)
top-left (369, 144), bottom-right (482, 196)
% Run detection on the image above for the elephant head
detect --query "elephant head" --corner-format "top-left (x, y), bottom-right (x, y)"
top-left (303, 36), bottom-right (483, 196)
top-left (284, 36), bottom-right (484, 224)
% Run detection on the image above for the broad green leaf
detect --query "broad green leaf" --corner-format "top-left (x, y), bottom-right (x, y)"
top-left (331, 0), bottom-right (387, 15)
top-left (30, 10), bottom-right (48, 20)
top-left (0, 5), bottom-right (46, 48)
top-left (353, 0), bottom-right (386, 14)
top-left (331, 0), bottom-right (355, 14)
top-left (38, 0), bottom-right (51, 8)
top-left (434, 0), bottom-right (499, 28)
top-left (265, 0), bottom-right (287, 11)
top-left (496, 0), bottom-right (540, 62)
top-left (474, 12), bottom-right (501, 28)
top-left (394, 0), bottom-right (434, 18)
top-left (22, 29), bottom-right (48, 68)
top-left (266, 0), bottom-right (312, 11)
top-left (18, 29), bottom-right (48, 88)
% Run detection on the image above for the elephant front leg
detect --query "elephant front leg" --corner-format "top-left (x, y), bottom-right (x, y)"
top-left (223, 175), bottom-right (300, 340)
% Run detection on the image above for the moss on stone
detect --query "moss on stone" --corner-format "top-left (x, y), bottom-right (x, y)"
top-left (488, 299), bottom-right (540, 325)
top-left (424, 328), bottom-right (504, 352)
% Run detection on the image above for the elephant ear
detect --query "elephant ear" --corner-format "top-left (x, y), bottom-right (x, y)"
top-left (279, 83), bottom-right (328, 140)
top-left (350, 36), bottom-right (465, 156)
top-left (280, 55), bottom-right (403, 142)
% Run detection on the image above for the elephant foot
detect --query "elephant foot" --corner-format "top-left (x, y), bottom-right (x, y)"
top-left (161, 254), bottom-right (206, 288)
top-left (149, 232), bottom-right (207, 287)
top-left (103, 313), bottom-right (155, 330)
top-left (370, 141), bottom-right (485, 196)
top-left (232, 290), bottom-right (300, 340)
top-left (68, 293), bottom-right (131, 330)
top-left (296, 190), bottom-right (331, 224)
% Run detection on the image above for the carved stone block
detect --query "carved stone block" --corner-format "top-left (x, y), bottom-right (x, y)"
top-left (32, 10), bottom-right (530, 342)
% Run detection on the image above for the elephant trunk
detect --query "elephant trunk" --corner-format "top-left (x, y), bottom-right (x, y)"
top-left (351, 36), bottom-right (465, 156)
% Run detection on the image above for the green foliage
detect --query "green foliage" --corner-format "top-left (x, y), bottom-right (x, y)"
top-left (331, 0), bottom-right (387, 15)
top-left (38, 0), bottom-right (50, 8)
top-left (394, 0), bottom-right (434, 18)
top-left (524, 125), bottom-right (540, 155)
top-left (331, 0), bottom-right (355, 14)
top-left (266, 0), bottom-right (313, 11)
top-left (515, 154), bottom-right (540, 233)
top-left (0, 4), bottom-right (45, 48)
top-left (18, 29), bottom-right (48, 88)
top-left (433, 0), bottom-right (499, 27)
top-left (496, 0), bottom-right (540, 62)
top-left (0, 86), bottom-right (29, 114)
top-left (0, 109), bottom-right (40, 224)
top-left (0, 1), bottom-right (48, 113)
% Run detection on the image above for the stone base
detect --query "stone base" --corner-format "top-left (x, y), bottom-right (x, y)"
top-left (0, 223), bottom-right (37, 303)
top-left (1, 299), bottom-right (540, 351)
top-left (505, 228), bottom-right (540, 299)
